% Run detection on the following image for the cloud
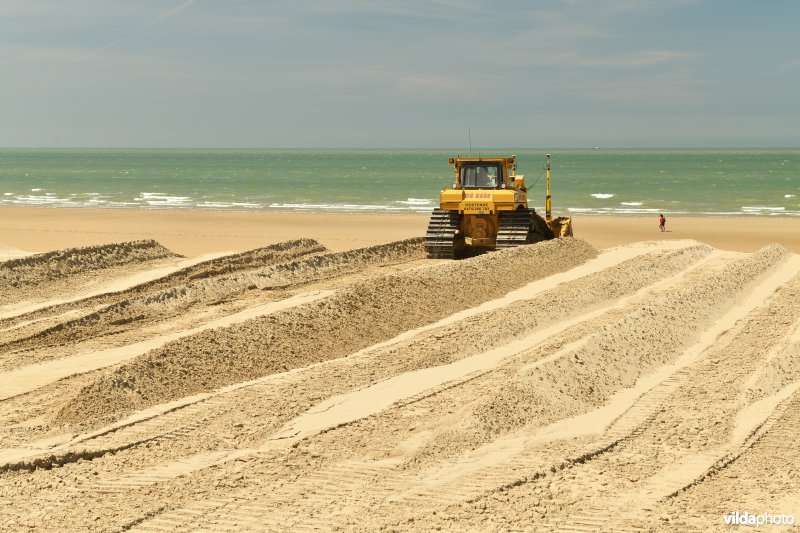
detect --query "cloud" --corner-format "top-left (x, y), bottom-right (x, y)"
top-left (57, 0), bottom-right (196, 71)
top-left (581, 50), bottom-right (697, 69)
top-left (779, 59), bottom-right (800, 69)
top-left (281, 0), bottom-right (483, 19)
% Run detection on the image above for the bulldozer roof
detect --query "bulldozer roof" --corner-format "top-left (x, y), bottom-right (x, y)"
top-left (448, 156), bottom-right (516, 165)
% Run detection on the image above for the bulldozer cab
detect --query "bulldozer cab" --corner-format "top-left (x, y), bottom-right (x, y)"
top-left (460, 163), bottom-right (502, 189)
top-left (450, 157), bottom-right (516, 191)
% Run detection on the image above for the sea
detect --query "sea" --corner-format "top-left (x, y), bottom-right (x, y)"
top-left (1, 148), bottom-right (798, 217)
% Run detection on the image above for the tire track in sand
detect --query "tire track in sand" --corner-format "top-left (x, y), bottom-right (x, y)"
top-left (54, 239), bottom-right (596, 429)
top-left (659, 387), bottom-right (800, 531)
top-left (175, 246), bottom-right (791, 532)
top-left (116, 245), bottom-right (759, 531)
top-left (0, 242), bottom-right (705, 531)
top-left (345, 252), bottom-right (800, 532)
top-left (475, 263), bottom-right (800, 532)
top-left (1, 240), bottom-right (673, 471)
top-left (6, 243), bottom-right (798, 533)
top-left (270, 248), bottom-right (789, 449)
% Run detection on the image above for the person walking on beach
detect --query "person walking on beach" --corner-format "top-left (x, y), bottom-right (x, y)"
top-left (659, 213), bottom-right (666, 232)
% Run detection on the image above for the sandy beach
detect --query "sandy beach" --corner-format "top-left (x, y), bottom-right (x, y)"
top-left (2, 206), bottom-right (800, 256)
top-left (2, 208), bottom-right (800, 531)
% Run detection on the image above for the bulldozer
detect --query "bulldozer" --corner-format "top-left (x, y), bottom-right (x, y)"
top-left (424, 154), bottom-right (573, 258)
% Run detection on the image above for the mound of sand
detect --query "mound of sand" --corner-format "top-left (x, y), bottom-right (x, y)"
top-left (56, 238), bottom-right (597, 425)
top-left (0, 239), bottom-right (325, 337)
top-left (118, 238), bottom-right (326, 292)
top-left (5, 235), bottom-right (800, 532)
top-left (746, 341), bottom-right (800, 403)
top-left (411, 244), bottom-right (790, 464)
top-left (0, 240), bottom-right (179, 288)
top-left (358, 243), bottom-right (713, 395)
top-left (5, 239), bottom-right (424, 351)
top-left (0, 241), bottom-right (184, 311)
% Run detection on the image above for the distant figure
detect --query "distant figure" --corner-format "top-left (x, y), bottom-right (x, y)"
top-left (659, 213), bottom-right (666, 232)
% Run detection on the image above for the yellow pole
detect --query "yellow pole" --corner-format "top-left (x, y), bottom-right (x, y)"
top-left (545, 153), bottom-right (552, 223)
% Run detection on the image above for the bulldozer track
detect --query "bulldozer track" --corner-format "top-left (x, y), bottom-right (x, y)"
top-left (129, 458), bottom-right (406, 532)
top-left (496, 208), bottom-right (533, 249)
top-left (522, 274), bottom-right (800, 532)
top-left (549, 390), bottom-right (799, 533)
top-left (0, 248), bottom-right (716, 533)
top-left (5, 237), bottom-right (800, 532)
top-left (1, 239), bottom-right (604, 475)
top-left (662, 384), bottom-right (800, 501)
top-left (347, 249), bottom-right (800, 531)
top-left (0, 243), bottom-right (706, 530)
top-left (131, 247), bottom-right (795, 532)
top-left (423, 208), bottom-right (460, 258)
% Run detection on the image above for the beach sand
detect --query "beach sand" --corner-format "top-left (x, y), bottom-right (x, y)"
top-left (2, 208), bottom-right (800, 531)
top-left (1, 206), bottom-right (800, 256)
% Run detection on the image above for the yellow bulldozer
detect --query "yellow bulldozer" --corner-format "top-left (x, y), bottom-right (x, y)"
top-left (424, 154), bottom-right (573, 258)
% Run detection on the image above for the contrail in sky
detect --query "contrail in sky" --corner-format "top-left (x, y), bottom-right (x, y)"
top-left (58, 0), bottom-right (196, 70)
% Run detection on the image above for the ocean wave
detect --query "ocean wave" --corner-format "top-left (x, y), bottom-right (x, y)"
top-left (7, 194), bottom-right (74, 206)
top-left (591, 193), bottom-right (614, 199)
top-left (106, 201), bottom-right (141, 207)
top-left (566, 207), bottom-right (671, 215)
top-left (396, 198), bottom-right (434, 205)
top-left (741, 206), bottom-right (785, 212)
top-left (1, 193), bottom-right (797, 217)
top-left (268, 202), bottom-right (408, 212)
top-left (134, 192), bottom-right (192, 207)
top-left (614, 208), bottom-right (660, 214)
top-left (196, 201), bottom-right (263, 209)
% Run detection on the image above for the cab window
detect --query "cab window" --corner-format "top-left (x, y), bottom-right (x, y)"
top-left (461, 165), bottom-right (501, 189)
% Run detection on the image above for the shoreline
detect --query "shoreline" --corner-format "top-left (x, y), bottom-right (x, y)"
top-left (2, 206), bottom-right (800, 257)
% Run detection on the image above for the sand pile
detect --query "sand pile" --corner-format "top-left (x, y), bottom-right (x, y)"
top-left (345, 244), bottom-right (713, 395)
top-left (406, 261), bottom-right (800, 532)
top-left (5, 236), bottom-right (800, 532)
top-left (3, 239), bottom-right (423, 351)
top-left (746, 341), bottom-right (800, 403)
top-left (0, 240), bottom-right (181, 308)
top-left (409, 244), bottom-right (790, 465)
top-left (0, 239), bottom-right (322, 324)
top-left (116, 238), bottom-right (326, 293)
top-left (56, 238), bottom-right (597, 425)
top-left (0, 240), bottom-right (178, 289)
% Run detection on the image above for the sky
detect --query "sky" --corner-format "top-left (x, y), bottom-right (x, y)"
top-left (1, 0), bottom-right (799, 148)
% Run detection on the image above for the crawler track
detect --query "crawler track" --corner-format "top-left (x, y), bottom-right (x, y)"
top-left (423, 208), bottom-right (461, 258)
top-left (495, 208), bottom-right (533, 249)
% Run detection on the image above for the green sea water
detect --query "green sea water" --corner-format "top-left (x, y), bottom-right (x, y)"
top-left (0, 148), bottom-right (798, 216)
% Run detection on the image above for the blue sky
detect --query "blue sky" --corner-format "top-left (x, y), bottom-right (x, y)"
top-left (1, 0), bottom-right (799, 148)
